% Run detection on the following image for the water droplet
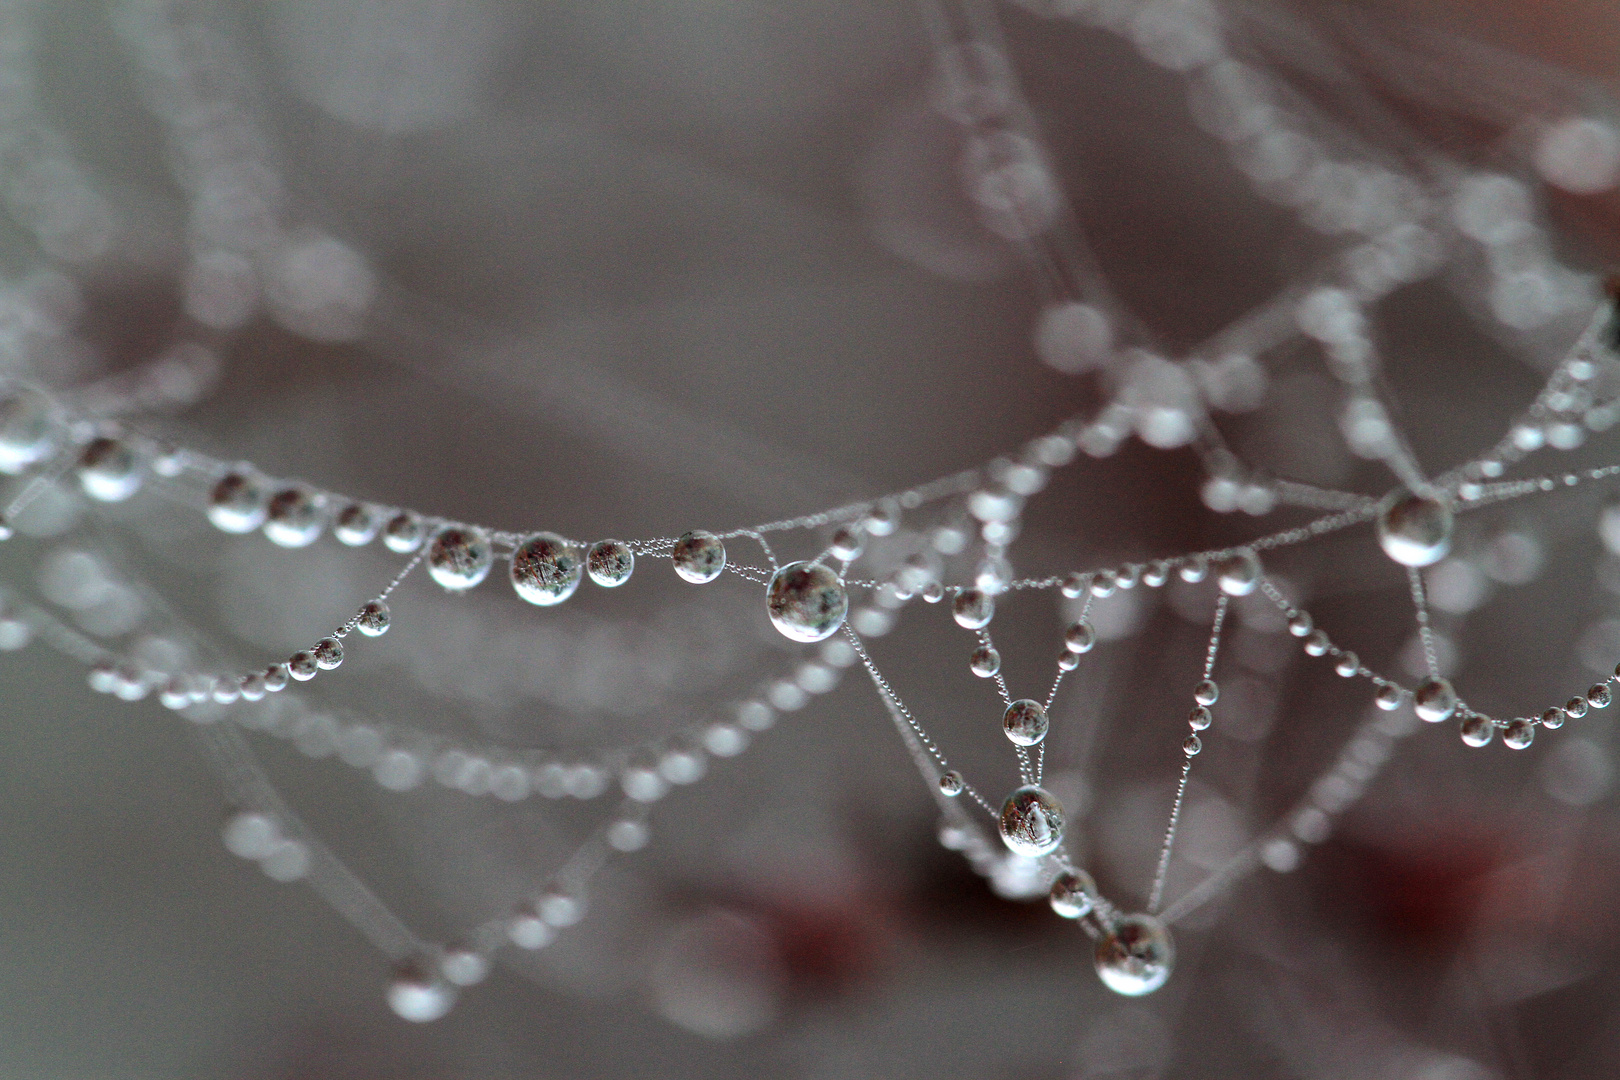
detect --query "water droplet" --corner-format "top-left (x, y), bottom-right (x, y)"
top-left (382, 511), bottom-right (424, 553)
top-left (288, 651), bottom-right (317, 681)
top-left (1142, 561), bottom-right (1170, 588)
top-left (208, 471), bottom-right (268, 533)
top-left (1413, 677), bottom-right (1456, 722)
top-left (1303, 630), bottom-right (1330, 657)
top-left (1460, 714), bottom-right (1495, 747)
top-left (1540, 707), bottom-right (1565, 730)
top-left (1090, 569), bottom-right (1118, 597)
top-left (1215, 548), bottom-right (1260, 596)
top-left (511, 532), bottom-right (583, 606)
top-left (1184, 734), bottom-right (1202, 755)
top-left (1566, 696), bottom-right (1589, 720)
top-left (239, 672), bottom-right (267, 701)
top-left (1335, 652), bottom-right (1360, 677)
top-left (1377, 491), bottom-right (1453, 567)
top-left (387, 959), bottom-right (457, 1022)
top-left (952, 588), bottom-right (994, 629)
top-left (1188, 706), bottom-right (1211, 730)
top-left (1065, 621), bottom-right (1096, 654)
top-left (672, 531), bottom-right (726, 583)
top-left (1058, 650), bottom-right (1079, 672)
top-left (427, 525), bottom-right (493, 590)
top-left (222, 810), bottom-right (279, 859)
top-left (998, 785), bottom-right (1065, 856)
top-left (829, 526), bottom-right (862, 561)
top-left (77, 437), bottom-right (141, 502)
top-left (939, 770), bottom-right (965, 797)
top-left (1374, 684), bottom-right (1402, 710)
top-left (586, 539), bottom-right (634, 587)
top-left (1002, 699), bottom-right (1049, 747)
top-left (1287, 612), bottom-right (1312, 637)
top-left (969, 645), bottom-right (1001, 677)
top-left (1503, 718), bottom-right (1536, 750)
top-left (356, 600), bottom-right (390, 636)
top-left (1095, 913), bottom-right (1175, 996)
top-left (440, 946), bottom-right (490, 987)
top-left (766, 561), bottom-right (848, 642)
top-left (1590, 683), bottom-right (1612, 709)
top-left (1179, 557), bottom-right (1208, 583)
top-left (333, 502), bottom-right (381, 546)
top-left (313, 637), bottom-right (343, 669)
top-left (262, 664), bottom-right (289, 693)
top-left (863, 503), bottom-right (898, 536)
top-left (1049, 869), bottom-right (1096, 919)
top-left (263, 485), bottom-right (326, 548)
top-left (0, 388), bottom-right (58, 474)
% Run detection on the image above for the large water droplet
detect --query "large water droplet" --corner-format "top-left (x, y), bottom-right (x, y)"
top-left (510, 532), bottom-right (583, 606)
top-left (1377, 491), bottom-right (1452, 567)
top-left (1095, 913), bottom-right (1175, 996)
top-left (766, 561), bottom-right (848, 642)
top-left (672, 531), bottom-right (726, 584)
top-left (427, 525), bottom-right (493, 590)
top-left (998, 784), bottom-right (1065, 856)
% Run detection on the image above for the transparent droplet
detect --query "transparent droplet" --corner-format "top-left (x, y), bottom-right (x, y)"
top-left (440, 946), bottom-right (490, 987)
top-left (608, 817), bottom-right (650, 852)
top-left (387, 959), bottom-right (457, 1022)
top-left (508, 906), bottom-right (556, 950)
top-left (427, 525), bottom-right (493, 591)
top-left (1413, 677), bottom-right (1457, 722)
top-left (1458, 712), bottom-right (1490, 748)
top-left (998, 785), bottom-right (1065, 857)
top-left (1540, 707), bottom-right (1566, 730)
top-left (1502, 718), bottom-right (1536, 750)
top-left (766, 562), bottom-right (849, 643)
top-left (1188, 705), bottom-right (1212, 730)
top-left (952, 588), bottom-right (994, 629)
top-left (1095, 913), bottom-right (1175, 996)
top-left (313, 637), bottom-right (343, 669)
top-left (1090, 570), bottom-right (1118, 597)
top-left (1048, 869), bottom-right (1096, 919)
top-left (1377, 491), bottom-right (1453, 567)
top-left (863, 502), bottom-right (899, 537)
top-left (1064, 621), bottom-right (1096, 654)
top-left (969, 645), bottom-right (1001, 677)
top-left (263, 485), bottom-right (326, 548)
top-left (208, 471), bottom-right (268, 533)
top-left (672, 531), bottom-right (726, 584)
top-left (1184, 734), bottom-right (1202, 756)
top-left (1374, 684), bottom-right (1402, 710)
top-left (239, 672), bottom-right (267, 701)
top-left (356, 600), bottom-right (390, 636)
top-left (1059, 572), bottom-right (1087, 599)
top-left (222, 809), bottom-right (279, 860)
top-left (262, 664), bottom-right (289, 693)
top-left (0, 388), bottom-right (58, 474)
top-left (382, 511), bottom-right (424, 553)
top-left (1566, 696), bottom-right (1589, 720)
top-left (333, 502), bottom-right (381, 546)
top-left (586, 539), bottom-right (634, 587)
top-left (1215, 548), bottom-right (1260, 596)
top-left (1002, 699), bottom-right (1049, 747)
top-left (829, 526), bottom-right (863, 561)
top-left (1287, 612), bottom-right (1312, 637)
top-left (77, 437), bottom-right (141, 502)
top-left (1334, 652), bottom-right (1360, 677)
top-left (1303, 630), bottom-right (1330, 657)
top-left (1058, 650), bottom-right (1079, 672)
top-left (1590, 683), bottom-right (1613, 709)
top-left (1142, 561), bottom-right (1170, 588)
top-left (1179, 557), bottom-right (1208, 583)
top-left (288, 650), bottom-right (318, 681)
top-left (939, 770), bottom-right (965, 797)
top-left (511, 532), bottom-right (583, 606)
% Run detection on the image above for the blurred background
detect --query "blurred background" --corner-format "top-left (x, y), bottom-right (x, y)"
top-left (3, 0), bottom-right (1620, 1076)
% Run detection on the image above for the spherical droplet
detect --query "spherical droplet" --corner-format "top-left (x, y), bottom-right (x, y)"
top-left (863, 503), bottom-right (898, 536)
top-left (1303, 630), bottom-right (1330, 657)
top-left (1566, 696), bottom-right (1589, 720)
top-left (333, 502), bottom-right (381, 546)
top-left (1540, 707), bottom-right (1565, 730)
top-left (288, 651), bottom-right (318, 681)
top-left (939, 770), bottom-right (965, 797)
top-left (263, 664), bottom-right (289, 693)
top-left (263, 485), bottom-right (326, 548)
top-left (1590, 683), bottom-right (1613, 709)
top-left (766, 561), bottom-right (848, 643)
top-left (1003, 699), bottom-right (1049, 747)
top-left (427, 525), bottom-right (493, 591)
top-left (1374, 684), bottom-right (1402, 710)
top-left (356, 600), bottom-right (391, 636)
top-left (672, 531), bottom-right (726, 584)
top-left (969, 645), bottom-right (1001, 678)
top-left (1142, 561), bottom-right (1170, 588)
top-left (1334, 652), bottom-right (1360, 677)
top-left (511, 532), bottom-right (583, 606)
top-left (829, 527), bottom-right (863, 561)
top-left (1413, 677), bottom-right (1457, 723)
top-left (239, 672), bottom-right (267, 701)
top-left (1193, 679), bottom-right (1219, 706)
top-left (387, 959), bottom-right (457, 1022)
top-left (1057, 650), bottom-right (1079, 672)
top-left (1502, 718), bottom-right (1536, 750)
top-left (1048, 869), bottom-right (1096, 919)
top-left (77, 437), bottom-right (141, 502)
top-left (0, 388), bottom-right (58, 473)
top-left (1188, 705), bottom-right (1212, 730)
top-left (1377, 491), bottom-right (1453, 567)
top-left (313, 637), bottom-right (343, 670)
top-left (440, 946), bottom-right (490, 987)
top-left (952, 588), bottom-right (994, 629)
top-left (208, 471), bottom-right (268, 533)
top-left (383, 511), bottom-right (424, 553)
top-left (586, 539), bottom-right (634, 587)
top-left (222, 809), bottom-right (279, 859)
top-left (998, 785), bottom-right (1065, 857)
top-left (1460, 714), bottom-right (1495, 747)
top-left (1179, 557), bottom-right (1208, 583)
top-left (1287, 612), bottom-right (1313, 637)
top-left (1090, 570), bottom-right (1118, 597)
top-left (1064, 621), bottom-right (1096, 654)
top-left (1184, 734), bottom-right (1202, 756)
top-left (1059, 571), bottom-right (1088, 599)
top-left (1095, 913), bottom-right (1175, 996)
top-left (1215, 548), bottom-right (1260, 596)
